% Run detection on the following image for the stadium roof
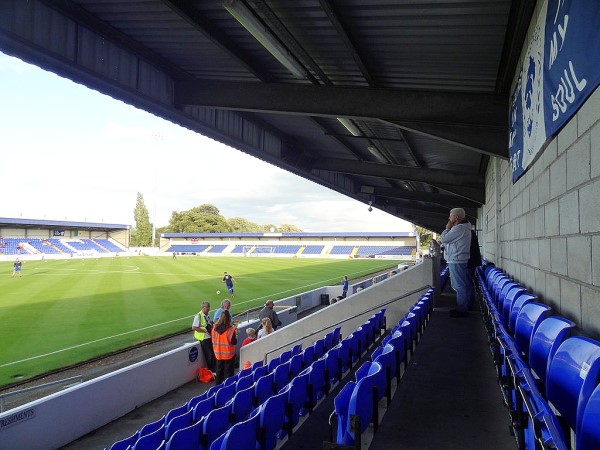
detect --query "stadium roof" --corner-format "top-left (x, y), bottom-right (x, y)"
top-left (0, 1), bottom-right (533, 233)
top-left (163, 232), bottom-right (414, 239)
top-left (0, 217), bottom-right (129, 231)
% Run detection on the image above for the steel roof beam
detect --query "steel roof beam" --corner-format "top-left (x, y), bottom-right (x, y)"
top-left (311, 158), bottom-right (484, 189)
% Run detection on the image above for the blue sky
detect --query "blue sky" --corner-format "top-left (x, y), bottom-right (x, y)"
top-left (0, 51), bottom-right (413, 233)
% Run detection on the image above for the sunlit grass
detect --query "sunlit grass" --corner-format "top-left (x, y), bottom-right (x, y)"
top-left (0, 256), bottom-right (396, 386)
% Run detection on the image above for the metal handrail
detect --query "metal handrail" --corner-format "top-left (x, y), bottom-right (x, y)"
top-left (263, 284), bottom-right (432, 361)
top-left (0, 376), bottom-right (83, 412)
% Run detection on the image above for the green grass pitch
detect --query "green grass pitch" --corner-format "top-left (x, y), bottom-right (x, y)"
top-left (0, 256), bottom-right (398, 387)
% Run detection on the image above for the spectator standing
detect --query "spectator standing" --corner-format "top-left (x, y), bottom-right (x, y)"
top-left (213, 299), bottom-right (232, 322)
top-left (258, 300), bottom-right (282, 330)
top-left (192, 301), bottom-right (215, 372)
top-left (341, 275), bottom-right (349, 298)
top-left (440, 208), bottom-right (473, 318)
top-left (222, 271), bottom-right (236, 298)
top-left (241, 328), bottom-right (257, 347)
top-left (211, 310), bottom-right (238, 384)
top-left (257, 317), bottom-right (273, 338)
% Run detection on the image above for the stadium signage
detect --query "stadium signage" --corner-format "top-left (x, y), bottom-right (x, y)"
top-left (509, 0), bottom-right (600, 183)
top-left (0, 408), bottom-right (35, 431)
top-left (189, 346), bottom-right (199, 363)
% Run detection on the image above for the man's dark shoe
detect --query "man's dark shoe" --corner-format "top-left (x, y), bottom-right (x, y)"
top-left (449, 309), bottom-right (469, 318)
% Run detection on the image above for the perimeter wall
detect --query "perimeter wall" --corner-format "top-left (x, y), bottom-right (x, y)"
top-left (481, 0), bottom-right (600, 340)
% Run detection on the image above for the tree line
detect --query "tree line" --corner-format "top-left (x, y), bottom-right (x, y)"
top-left (130, 192), bottom-right (302, 247)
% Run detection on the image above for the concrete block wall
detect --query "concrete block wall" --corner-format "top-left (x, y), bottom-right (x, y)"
top-left (482, 0), bottom-right (600, 340)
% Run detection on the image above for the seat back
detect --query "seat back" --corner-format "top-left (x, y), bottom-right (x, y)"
top-left (289, 353), bottom-right (304, 378)
top-left (313, 338), bottom-right (326, 359)
top-left (165, 409), bottom-right (194, 440)
top-left (259, 390), bottom-right (287, 450)
top-left (508, 293), bottom-right (536, 333)
top-left (203, 404), bottom-right (231, 448)
top-left (308, 357), bottom-right (326, 406)
top-left (273, 360), bottom-right (291, 392)
top-left (287, 369), bottom-right (310, 430)
top-left (108, 433), bottom-right (138, 450)
top-left (578, 383), bottom-right (600, 450)
top-left (221, 408), bottom-right (260, 450)
top-left (337, 339), bottom-right (352, 373)
top-left (498, 285), bottom-right (523, 322)
top-left (302, 345), bottom-right (315, 368)
top-left (266, 356), bottom-right (281, 373)
top-left (279, 350), bottom-right (292, 365)
top-left (235, 372), bottom-right (254, 392)
top-left (348, 362), bottom-right (383, 437)
top-left (165, 420), bottom-right (203, 450)
top-left (334, 381), bottom-right (356, 446)
top-left (231, 385), bottom-right (255, 423)
top-left (255, 372), bottom-right (275, 405)
top-left (132, 424), bottom-right (165, 450)
top-left (546, 337), bottom-right (600, 434)
top-left (529, 316), bottom-right (575, 393)
top-left (252, 365), bottom-right (268, 382)
top-left (193, 394), bottom-right (215, 422)
top-left (215, 383), bottom-right (236, 408)
top-left (323, 347), bottom-right (340, 387)
top-left (514, 303), bottom-right (552, 361)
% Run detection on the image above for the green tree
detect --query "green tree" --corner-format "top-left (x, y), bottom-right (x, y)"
top-left (167, 205), bottom-right (231, 233)
top-left (131, 192), bottom-right (153, 246)
top-left (413, 225), bottom-right (433, 248)
top-left (278, 224), bottom-right (302, 232)
top-left (228, 217), bottom-right (262, 232)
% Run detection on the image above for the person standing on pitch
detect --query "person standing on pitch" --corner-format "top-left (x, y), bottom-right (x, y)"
top-left (192, 301), bottom-right (216, 372)
top-left (12, 258), bottom-right (22, 278)
top-left (222, 271), bottom-right (236, 298)
top-left (211, 310), bottom-right (238, 384)
top-left (440, 207), bottom-right (473, 318)
top-left (341, 275), bottom-right (349, 298)
top-left (258, 300), bottom-right (282, 330)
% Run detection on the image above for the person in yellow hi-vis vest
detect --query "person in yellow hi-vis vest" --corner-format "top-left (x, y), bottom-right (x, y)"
top-left (211, 309), bottom-right (238, 384)
top-left (192, 301), bottom-right (216, 372)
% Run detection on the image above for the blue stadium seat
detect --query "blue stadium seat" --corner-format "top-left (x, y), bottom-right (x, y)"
top-left (165, 419), bottom-right (204, 450)
top-left (514, 303), bottom-right (552, 363)
top-left (132, 424), bottom-right (165, 450)
top-left (323, 347), bottom-right (341, 392)
top-left (313, 339), bottom-right (325, 359)
top-left (374, 344), bottom-right (398, 403)
top-left (236, 372), bottom-right (254, 392)
top-left (499, 287), bottom-right (526, 328)
top-left (337, 339), bottom-right (352, 374)
top-left (203, 404), bottom-right (232, 449)
top-left (258, 390), bottom-right (287, 450)
top-left (578, 383), bottom-right (600, 450)
top-left (333, 381), bottom-right (355, 446)
top-left (108, 433), bottom-right (138, 450)
top-left (138, 416), bottom-right (165, 439)
top-left (220, 407), bottom-right (260, 450)
top-left (165, 409), bottom-right (194, 440)
top-left (529, 316), bottom-right (575, 394)
top-left (254, 372), bottom-right (275, 405)
top-left (273, 360), bottom-right (291, 392)
top-left (279, 350), bottom-right (292, 365)
top-left (546, 337), bottom-right (600, 437)
top-left (266, 356), bottom-right (280, 373)
top-left (508, 293), bottom-right (537, 333)
top-left (288, 353), bottom-right (303, 378)
top-left (187, 392), bottom-right (208, 411)
top-left (252, 365), bottom-right (268, 382)
top-left (301, 345), bottom-right (315, 368)
top-left (193, 394), bottom-right (215, 422)
top-left (215, 383), bottom-right (236, 408)
top-left (231, 385), bottom-right (255, 423)
top-left (285, 368), bottom-right (310, 433)
top-left (308, 358), bottom-right (326, 409)
top-left (164, 404), bottom-right (188, 425)
top-left (291, 344), bottom-right (302, 356)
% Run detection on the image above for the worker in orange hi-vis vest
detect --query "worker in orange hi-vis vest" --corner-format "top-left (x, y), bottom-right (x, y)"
top-left (211, 310), bottom-right (238, 384)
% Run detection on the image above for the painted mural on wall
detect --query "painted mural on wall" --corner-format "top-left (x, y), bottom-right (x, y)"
top-left (509, 0), bottom-right (600, 183)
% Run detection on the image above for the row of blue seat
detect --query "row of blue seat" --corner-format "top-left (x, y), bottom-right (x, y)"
top-left (478, 264), bottom-right (600, 450)
top-left (330, 288), bottom-right (435, 448)
top-left (107, 310), bottom-right (387, 450)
